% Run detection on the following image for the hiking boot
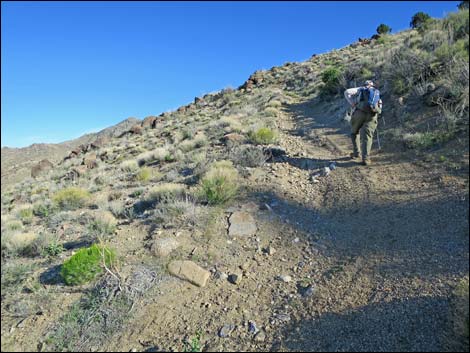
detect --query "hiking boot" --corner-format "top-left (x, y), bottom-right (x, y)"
top-left (349, 152), bottom-right (360, 160)
top-left (361, 158), bottom-right (371, 166)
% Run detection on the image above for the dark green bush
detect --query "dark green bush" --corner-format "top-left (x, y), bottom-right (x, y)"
top-left (61, 244), bottom-right (116, 285)
top-left (410, 12), bottom-right (432, 30)
top-left (377, 23), bottom-right (392, 35)
top-left (320, 67), bottom-right (343, 95)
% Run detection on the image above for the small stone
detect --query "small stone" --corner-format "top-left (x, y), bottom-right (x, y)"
top-left (278, 275), bottom-right (292, 283)
top-left (228, 273), bottom-right (242, 285)
top-left (293, 237), bottom-right (300, 243)
top-left (265, 246), bottom-right (276, 256)
top-left (219, 324), bottom-right (235, 338)
top-left (254, 331), bottom-right (266, 342)
top-left (248, 321), bottom-right (259, 334)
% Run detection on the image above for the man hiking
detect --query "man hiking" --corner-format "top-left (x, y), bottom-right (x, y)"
top-left (344, 80), bottom-right (382, 166)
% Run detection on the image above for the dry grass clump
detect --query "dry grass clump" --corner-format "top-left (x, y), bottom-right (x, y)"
top-left (120, 159), bottom-right (139, 173)
top-left (53, 187), bottom-right (91, 211)
top-left (148, 183), bottom-right (187, 203)
top-left (199, 160), bottom-right (239, 205)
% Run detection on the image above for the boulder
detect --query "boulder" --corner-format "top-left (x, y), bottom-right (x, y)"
top-left (129, 125), bottom-right (143, 135)
top-left (168, 260), bottom-right (210, 287)
top-left (142, 116), bottom-right (158, 129)
top-left (221, 133), bottom-right (245, 145)
top-left (90, 136), bottom-right (109, 149)
top-left (31, 159), bottom-right (53, 178)
top-left (83, 153), bottom-right (98, 169)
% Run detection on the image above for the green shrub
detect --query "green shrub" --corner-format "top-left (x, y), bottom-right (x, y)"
top-left (376, 35), bottom-right (391, 45)
top-left (410, 12), bottom-right (432, 30)
top-left (200, 161), bottom-right (238, 205)
top-left (148, 183), bottom-right (186, 203)
top-left (53, 187), bottom-right (91, 210)
top-left (249, 127), bottom-right (278, 145)
top-left (320, 66), bottom-right (343, 95)
top-left (376, 23), bottom-right (392, 35)
top-left (61, 244), bottom-right (116, 286)
top-left (43, 241), bottom-right (64, 257)
top-left (33, 201), bottom-right (56, 218)
top-left (135, 167), bottom-right (152, 182)
top-left (18, 208), bottom-right (33, 225)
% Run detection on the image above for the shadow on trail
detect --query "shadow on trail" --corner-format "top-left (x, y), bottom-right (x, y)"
top-left (251, 187), bottom-right (469, 281)
top-left (270, 296), bottom-right (453, 352)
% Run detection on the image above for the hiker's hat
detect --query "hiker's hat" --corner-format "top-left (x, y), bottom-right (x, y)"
top-left (365, 80), bottom-right (374, 86)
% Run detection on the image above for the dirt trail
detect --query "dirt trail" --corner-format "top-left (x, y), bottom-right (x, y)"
top-left (271, 98), bottom-right (469, 351)
top-left (99, 97), bottom-right (469, 352)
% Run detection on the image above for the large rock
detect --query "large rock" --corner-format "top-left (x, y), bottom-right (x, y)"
top-left (129, 125), bottom-right (143, 135)
top-left (221, 133), bottom-right (245, 145)
top-left (152, 238), bottom-right (180, 257)
top-left (228, 211), bottom-right (257, 237)
top-left (31, 159), bottom-right (53, 178)
top-left (168, 260), bottom-right (210, 287)
top-left (142, 116), bottom-right (158, 129)
top-left (83, 153), bottom-right (98, 169)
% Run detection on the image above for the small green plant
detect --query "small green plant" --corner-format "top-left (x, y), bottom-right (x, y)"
top-left (249, 127), bottom-right (278, 145)
top-left (61, 244), bottom-right (116, 285)
top-left (43, 241), bottom-right (65, 257)
top-left (135, 167), bottom-right (152, 182)
top-left (320, 66), bottom-right (343, 95)
top-left (184, 331), bottom-right (202, 352)
top-left (53, 187), bottom-right (91, 210)
top-left (200, 161), bottom-right (238, 205)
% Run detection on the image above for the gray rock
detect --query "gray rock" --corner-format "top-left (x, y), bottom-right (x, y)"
top-left (265, 246), bottom-right (276, 256)
top-left (151, 237), bottom-right (180, 257)
top-left (228, 211), bottom-right (257, 237)
top-left (278, 275), bottom-right (292, 283)
top-left (248, 321), bottom-right (259, 334)
top-left (228, 273), bottom-right (242, 285)
top-left (219, 324), bottom-right (235, 338)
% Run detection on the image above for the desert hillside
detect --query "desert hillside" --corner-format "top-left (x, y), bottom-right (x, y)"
top-left (1, 8), bottom-right (469, 353)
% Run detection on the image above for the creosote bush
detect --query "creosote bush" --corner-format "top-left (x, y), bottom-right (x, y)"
top-left (61, 244), bottom-right (116, 285)
top-left (200, 160), bottom-right (239, 205)
top-left (249, 127), bottom-right (278, 145)
top-left (53, 187), bottom-right (91, 210)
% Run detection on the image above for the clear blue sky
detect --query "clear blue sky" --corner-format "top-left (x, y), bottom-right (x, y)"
top-left (1, 1), bottom-right (460, 148)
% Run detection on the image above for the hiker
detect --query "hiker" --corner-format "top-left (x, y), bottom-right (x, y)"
top-left (344, 80), bottom-right (382, 166)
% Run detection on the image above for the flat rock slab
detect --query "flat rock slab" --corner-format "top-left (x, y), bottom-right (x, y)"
top-left (168, 260), bottom-right (210, 287)
top-left (228, 211), bottom-right (257, 237)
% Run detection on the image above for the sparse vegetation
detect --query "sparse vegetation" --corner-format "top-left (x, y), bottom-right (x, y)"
top-left (148, 183), bottom-right (186, 203)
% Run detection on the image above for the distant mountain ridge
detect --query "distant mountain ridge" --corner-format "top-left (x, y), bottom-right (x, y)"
top-left (1, 117), bottom-right (141, 187)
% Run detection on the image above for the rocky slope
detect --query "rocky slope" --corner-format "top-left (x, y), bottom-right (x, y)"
top-left (1, 9), bottom-right (469, 353)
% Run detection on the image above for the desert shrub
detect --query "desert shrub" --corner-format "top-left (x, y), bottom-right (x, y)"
top-left (53, 187), bottom-right (91, 210)
top-left (264, 107), bottom-right (279, 117)
top-left (403, 130), bottom-right (455, 149)
top-left (8, 232), bottom-right (62, 258)
top-left (135, 167), bottom-right (152, 182)
top-left (148, 183), bottom-right (186, 203)
top-left (320, 66), bottom-right (343, 95)
top-left (17, 207), bottom-right (33, 225)
top-left (61, 244), bottom-right (116, 286)
top-left (443, 8), bottom-right (469, 40)
top-left (120, 160), bottom-right (139, 173)
top-left (230, 145), bottom-right (268, 167)
top-left (448, 277), bottom-right (469, 351)
top-left (33, 201), bottom-right (56, 218)
top-left (410, 12), bottom-right (432, 30)
top-left (376, 35), bottom-right (391, 45)
top-left (88, 211), bottom-right (117, 237)
top-left (154, 196), bottom-right (202, 226)
top-left (43, 240), bottom-right (64, 257)
top-left (249, 127), bottom-right (279, 145)
top-left (200, 160), bottom-right (239, 205)
top-left (376, 23), bottom-right (392, 35)
top-left (7, 221), bottom-right (22, 231)
top-left (435, 39), bottom-right (469, 62)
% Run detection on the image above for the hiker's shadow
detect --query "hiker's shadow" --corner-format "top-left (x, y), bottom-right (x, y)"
top-left (270, 155), bottom-right (358, 171)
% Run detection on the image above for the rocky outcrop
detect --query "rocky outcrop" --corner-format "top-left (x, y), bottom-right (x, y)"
top-left (31, 159), bottom-right (53, 178)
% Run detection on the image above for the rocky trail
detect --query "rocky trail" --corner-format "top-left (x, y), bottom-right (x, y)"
top-left (101, 98), bottom-right (468, 352)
